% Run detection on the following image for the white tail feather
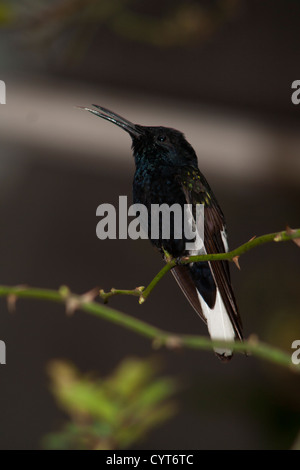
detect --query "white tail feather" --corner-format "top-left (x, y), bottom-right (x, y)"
top-left (197, 289), bottom-right (235, 357)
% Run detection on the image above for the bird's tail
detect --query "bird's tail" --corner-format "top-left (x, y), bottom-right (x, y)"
top-left (172, 265), bottom-right (241, 361)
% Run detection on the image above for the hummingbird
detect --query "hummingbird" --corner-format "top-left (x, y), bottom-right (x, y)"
top-left (80, 105), bottom-right (243, 361)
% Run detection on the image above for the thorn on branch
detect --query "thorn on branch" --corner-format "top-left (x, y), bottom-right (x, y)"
top-left (81, 288), bottom-right (100, 304)
top-left (162, 248), bottom-right (173, 263)
top-left (274, 233), bottom-right (283, 242)
top-left (60, 285), bottom-right (99, 316)
top-left (286, 226), bottom-right (300, 248)
top-left (247, 334), bottom-right (259, 347)
top-left (7, 284), bottom-right (28, 313)
top-left (136, 286), bottom-right (145, 293)
top-left (65, 297), bottom-right (80, 316)
top-left (7, 294), bottom-right (17, 313)
top-left (165, 336), bottom-right (183, 350)
top-left (58, 285), bottom-right (77, 316)
top-left (232, 255), bottom-right (241, 270)
top-left (152, 336), bottom-right (182, 350)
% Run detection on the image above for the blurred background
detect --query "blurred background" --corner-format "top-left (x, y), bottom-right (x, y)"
top-left (0, 0), bottom-right (299, 449)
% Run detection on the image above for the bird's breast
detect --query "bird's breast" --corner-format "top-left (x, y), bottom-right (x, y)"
top-left (133, 165), bottom-right (184, 207)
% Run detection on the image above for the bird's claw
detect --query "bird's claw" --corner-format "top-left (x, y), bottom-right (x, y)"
top-left (175, 256), bottom-right (189, 265)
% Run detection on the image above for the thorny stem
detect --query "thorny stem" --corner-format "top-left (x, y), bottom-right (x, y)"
top-left (0, 284), bottom-right (298, 372)
top-left (0, 227), bottom-right (299, 372)
top-left (100, 227), bottom-right (300, 303)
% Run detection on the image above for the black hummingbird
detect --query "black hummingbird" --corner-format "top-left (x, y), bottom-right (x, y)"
top-left (81, 105), bottom-right (243, 361)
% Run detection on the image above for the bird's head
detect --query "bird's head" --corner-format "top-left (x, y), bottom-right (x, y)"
top-left (79, 105), bottom-right (198, 168)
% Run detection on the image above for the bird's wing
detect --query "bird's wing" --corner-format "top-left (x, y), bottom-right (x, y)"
top-left (172, 167), bottom-right (243, 357)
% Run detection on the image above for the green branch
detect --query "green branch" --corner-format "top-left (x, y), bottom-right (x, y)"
top-left (0, 227), bottom-right (299, 372)
top-left (0, 284), bottom-right (298, 372)
top-left (100, 227), bottom-right (300, 304)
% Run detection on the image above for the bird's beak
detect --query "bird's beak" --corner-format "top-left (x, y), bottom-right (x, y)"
top-left (77, 104), bottom-right (142, 138)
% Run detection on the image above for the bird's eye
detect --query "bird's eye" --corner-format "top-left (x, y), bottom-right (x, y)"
top-left (157, 135), bottom-right (166, 143)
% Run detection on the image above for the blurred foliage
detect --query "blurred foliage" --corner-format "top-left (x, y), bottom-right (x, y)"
top-left (1, 0), bottom-right (242, 62)
top-left (0, 1), bottom-right (13, 24)
top-left (44, 356), bottom-right (178, 450)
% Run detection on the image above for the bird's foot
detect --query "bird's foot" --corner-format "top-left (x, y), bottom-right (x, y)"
top-left (175, 256), bottom-right (190, 266)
